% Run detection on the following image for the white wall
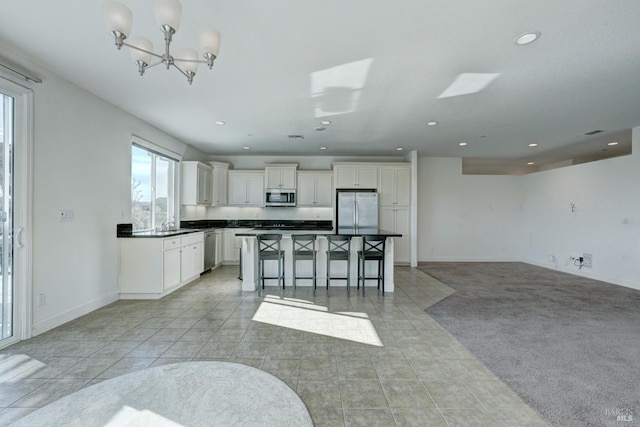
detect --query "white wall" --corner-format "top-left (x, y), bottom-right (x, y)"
top-left (417, 130), bottom-right (640, 290)
top-left (1, 42), bottom-right (208, 335)
top-left (417, 158), bottom-right (523, 261)
top-left (519, 127), bottom-right (640, 290)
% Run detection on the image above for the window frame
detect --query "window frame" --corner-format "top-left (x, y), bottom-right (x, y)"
top-left (131, 136), bottom-right (181, 232)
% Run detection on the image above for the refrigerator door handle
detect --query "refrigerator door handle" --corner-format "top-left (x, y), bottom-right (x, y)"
top-left (354, 201), bottom-right (358, 227)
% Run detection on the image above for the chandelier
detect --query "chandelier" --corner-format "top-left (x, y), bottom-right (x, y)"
top-left (103, 0), bottom-right (221, 85)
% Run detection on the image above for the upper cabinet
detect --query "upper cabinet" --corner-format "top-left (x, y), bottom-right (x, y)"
top-left (378, 166), bottom-right (411, 207)
top-left (182, 161), bottom-right (212, 205)
top-left (228, 170), bottom-right (265, 206)
top-left (333, 164), bottom-right (378, 189)
top-left (209, 161), bottom-right (229, 206)
top-left (297, 171), bottom-right (333, 207)
top-left (265, 164), bottom-right (297, 189)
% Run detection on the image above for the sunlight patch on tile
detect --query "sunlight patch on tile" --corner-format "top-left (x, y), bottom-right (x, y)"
top-left (253, 297), bottom-right (383, 347)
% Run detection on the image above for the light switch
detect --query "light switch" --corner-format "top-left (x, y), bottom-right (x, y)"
top-left (59, 210), bottom-right (74, 221)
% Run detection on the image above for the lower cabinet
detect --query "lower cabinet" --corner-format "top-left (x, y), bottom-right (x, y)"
top-left (379, 207), bottom-right (410, 264)
top-left (223, 228), bottom-right (251, 263)
top-left (119, 232), bottom-right (204, 299)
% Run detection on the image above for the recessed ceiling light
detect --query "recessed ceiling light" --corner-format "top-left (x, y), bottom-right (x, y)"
top-left (427, 121), bottom-right (438, 126)
top-left (215, 121), bottom-right (225, 125)
top-left (458, 142), bottom-right (468, 146)
top-left (516, 31), bottom-right (541, 45)
top-left (320, 146), bottom-right (327, 150)
top-left (528, 162), bottom-right (535, 165)
top-left (320, 120), bottom-right (332, 125)
top-left (528, 143), bottom-right (538, 147)
top-left (396, 147), bottom-right (404, 151)
top-left (243, 146), bottom-right (250, 150)
top-left (608, 141), bottom-right (619, 146)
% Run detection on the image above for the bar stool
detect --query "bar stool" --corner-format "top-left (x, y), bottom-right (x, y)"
top-left (357, 235), bottom-right (386, 296)
top-left (291, 234), bottom-right (317, 289)
top-left (257, 234), bottom-right (285, 289)
top-left (326, 235), bottom-right (352, 294)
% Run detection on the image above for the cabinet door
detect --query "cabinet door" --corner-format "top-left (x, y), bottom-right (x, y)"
top-left (223, 229), bottom-right (237, 262)
top-left (197, 167), bottom-right (212, 205)
top-left (215, 231), bottom-right (223, 266)
top-left (379, 207), bottom-right (410, 264)
top-left (280, 168), bottom-right (297, 188)
top-left (378, 168), bottom-right (396, 206)
top-left (394, 208), bottom-right (411, 263)
top-left (335, 167), bottom-right (357, 188)
top-left (314, 174), bottom-right (333, 207)
top-left (297, 174), bottom-right (317, 206)
top-left (265, 168), bottom-right (281, 188)
top-left (247, 174), bottom-right (265, 205)
top-left (228, 174), bottom-right (247, 205)
top-left (394, 167), bottom-right (411, 206)
top-left (163, 247), bottom-right (181, 291)
top-left (357, 167), bottom-right (378, 189)
top-left (181, 242), bottom-right (203, 281)
top-left (212, 167), bottom-right (228, 206)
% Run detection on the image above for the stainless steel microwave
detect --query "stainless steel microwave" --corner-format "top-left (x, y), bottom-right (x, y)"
top-left (265, 189), bottom-right (296, 207)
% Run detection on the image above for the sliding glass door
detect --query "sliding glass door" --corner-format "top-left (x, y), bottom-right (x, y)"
top-left (0, 91), bottom-right (14, 342)
top-left (0, 76), bottom-right (30, 347)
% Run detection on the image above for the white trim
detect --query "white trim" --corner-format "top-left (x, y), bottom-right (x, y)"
top-left (0, 77), bottom-right (34, 342)
top-left (409, 151), bottom-right (418, 267)
top-left (522, 258), bottom-right (640, 291)
top-left (132, 135), bottom-right (182, 161)
top-left (31, 292), bottom-right (120, 336)
top-left (421, 256), bottom-right (521, 262)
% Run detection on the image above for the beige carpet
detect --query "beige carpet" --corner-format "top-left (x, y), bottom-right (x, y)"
top-left (420, 262), bottom-right (640, 427)
top-left (10, 361), bottom-right (313, 426)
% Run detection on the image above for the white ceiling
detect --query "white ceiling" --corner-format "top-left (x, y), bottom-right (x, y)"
top-left (2, 0), bottom-right (639, 173)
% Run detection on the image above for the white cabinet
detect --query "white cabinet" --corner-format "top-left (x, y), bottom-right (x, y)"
top-left (228, 171), bottom-right (265, 206)
top-left (223, 228), bottom-right (251, 263)
top-left (297, 171), bottom-right (333, 207)
top-left (378, 166), bottom-right (411, 207)
top-left (214, 230), bottom-right (224, 266)
top-left (181, 234), bottom-right (204, 282)
top-left (265, 164), bottom-right (297, 189)
top-left (119, 232), bottom-right (204, 298)
top-left (210, 162), bottom-right (229, 206)
top-left (334, 164), bottom-right (378, 189)
top-left (182, 162), bottom-right (212, 205)
top-left (380, 207), bottom-right (410, 264)
top-left (163, 246), bottom-right (181, 290)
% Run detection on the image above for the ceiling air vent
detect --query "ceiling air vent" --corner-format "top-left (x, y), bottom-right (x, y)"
top-left (584, 130), bottom-right (603, 136)
top-left (287, 134), bottom-right (304, 140)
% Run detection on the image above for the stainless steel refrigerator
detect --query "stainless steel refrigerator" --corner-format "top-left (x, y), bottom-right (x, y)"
top-left (336, 190), bottom-right (379, 230)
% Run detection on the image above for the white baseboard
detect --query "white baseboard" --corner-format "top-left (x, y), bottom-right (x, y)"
top-left (31, 292), bottom-right (120, 337)
top-left (521, 258), bottom-right (640, 291)
top-left (421, 256), bottom-right (520, 262)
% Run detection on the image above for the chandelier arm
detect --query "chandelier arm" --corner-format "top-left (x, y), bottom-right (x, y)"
top-left (172, 63), bottom-right (195, 85)
top-left (172, 62), bottom-right (190, 79)
top-left (144, 61), bottom-right (164, 70)
top-left (122, 42), bottom-right (164, 60)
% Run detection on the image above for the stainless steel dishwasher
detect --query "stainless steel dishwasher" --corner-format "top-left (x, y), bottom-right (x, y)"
top-left (203, 230), bottom-right (216, 272)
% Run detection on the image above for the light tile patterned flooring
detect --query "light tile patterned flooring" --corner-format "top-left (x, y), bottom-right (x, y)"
top-left (0, 266), bottom-right (548, 426)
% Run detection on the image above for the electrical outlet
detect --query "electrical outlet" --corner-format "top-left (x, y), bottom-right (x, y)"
top-left (37, 293), bottom-right (46, 306)
top-left (583, 253), bottom-right (593, 268)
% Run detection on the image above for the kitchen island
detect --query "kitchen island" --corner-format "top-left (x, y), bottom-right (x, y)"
top-left (236, 228), bottom-right (401, 293)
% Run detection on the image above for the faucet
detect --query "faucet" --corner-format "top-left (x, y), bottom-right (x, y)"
top-left (160, 218), bottom-right (176, 231)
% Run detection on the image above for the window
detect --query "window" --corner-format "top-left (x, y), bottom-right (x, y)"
top-left (131, 142), bottom-right (179, 231)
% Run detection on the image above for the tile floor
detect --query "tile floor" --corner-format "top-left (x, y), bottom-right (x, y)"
top-left (0, 266), bottom-right (548, 426)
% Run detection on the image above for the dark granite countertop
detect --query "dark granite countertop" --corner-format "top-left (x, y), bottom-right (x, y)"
top-left (117, 219), bottom-right (335, 237)
top-left (235, 227), bottom-right (401, 237)
top-left (119, 229), bottom-right (206, 238)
